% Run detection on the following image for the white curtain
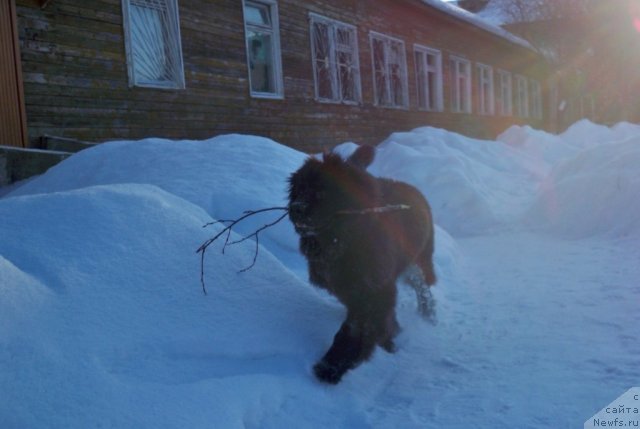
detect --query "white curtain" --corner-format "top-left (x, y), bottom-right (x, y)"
top-left (131, 4), bottom-right (168, 82)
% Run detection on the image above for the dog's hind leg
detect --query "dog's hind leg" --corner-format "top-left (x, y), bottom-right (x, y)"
top-left (404, 265), bottom-right (437, 325)
top-left (417, 233), bottom-right (437, 287)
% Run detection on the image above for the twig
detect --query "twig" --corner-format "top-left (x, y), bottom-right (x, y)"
top-left (197, 206), bottom-right (289, 295)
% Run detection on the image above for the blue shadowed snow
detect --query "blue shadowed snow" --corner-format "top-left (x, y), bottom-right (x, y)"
top-left (2, 121), bottom-right (639, 428)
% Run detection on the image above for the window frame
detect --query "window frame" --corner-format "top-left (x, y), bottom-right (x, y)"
top-left (413, 44), bottom-right (443, 112)
top-left (530, 79), bottom-right (543, 120)
top-left (242, 0), bottom-right (284, 99)
top-left (309, 13), bottom-right (362, 105)
top-left (476, 62), bottom-right (495, 115)
top-left (515, 74), bottom-right (529, 118)
top-left (449, 55), bottom-right (472, 114)
top-left (369, 31), bottom-right (409, 109)
top-left (497, 69), bottom-right (513, 116)
top-left (121, 0), bottom-right (186, 89)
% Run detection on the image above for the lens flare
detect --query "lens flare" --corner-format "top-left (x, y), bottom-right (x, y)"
top-left (632, 0), bottom-right (640, 33)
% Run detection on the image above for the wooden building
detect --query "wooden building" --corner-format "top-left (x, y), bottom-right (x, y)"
top-left (2, 0), bottom-right (552, 151)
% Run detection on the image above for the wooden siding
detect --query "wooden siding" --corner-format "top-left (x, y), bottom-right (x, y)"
top-left (1, 0), bottom-right (27, 147)
top-left (16, 0), bottom-right (550, 152)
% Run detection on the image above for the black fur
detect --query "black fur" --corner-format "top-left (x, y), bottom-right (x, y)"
top-left (288, 145), bottom-right (436, 384)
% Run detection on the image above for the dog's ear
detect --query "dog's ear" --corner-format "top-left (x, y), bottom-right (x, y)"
top-left (347, 144), bottom-right (375, 169)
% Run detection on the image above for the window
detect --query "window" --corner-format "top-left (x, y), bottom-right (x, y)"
top-left (497, 69), bottom-right (512, 116)
top-left (309, 14), bottom-right (361, 104)
top-left (450, 56), bottom-right (472, 113)
top-left (530, 79), bottom-right (543, 119)
top-left (242, 0), bottom-right (283, 98)
top-left (476, 63), bottom-right (494, 115)
top-left (122, 0), bottom-right (185, 89)
top-left (370, 32), bottom-right (409, 108)
top-left (414, 45), bottom-right (443, 111)
top-left (515, 74), bottom-right (529, 117)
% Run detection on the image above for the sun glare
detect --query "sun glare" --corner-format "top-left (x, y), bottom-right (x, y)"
top-left (632, 0), bottom-right (640, 33)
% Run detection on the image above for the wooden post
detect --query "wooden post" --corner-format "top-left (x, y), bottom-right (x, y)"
top-left (0, 0), bottom-right (28, 148)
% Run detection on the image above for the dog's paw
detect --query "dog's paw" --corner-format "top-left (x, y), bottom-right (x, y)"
top-left (313, 361), bottom-right (343, 384)
top-left (418, 301), bottom-right (438, 325)
top-left (416, 287), bottom-right (438, 325)
top-left (379, 338), bottom-right (397, 353)
top-left (420, 309), bottom-right (438, 325)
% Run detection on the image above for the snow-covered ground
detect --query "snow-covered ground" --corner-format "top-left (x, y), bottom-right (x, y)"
top-left (1, 120), bottom-right (638, 428)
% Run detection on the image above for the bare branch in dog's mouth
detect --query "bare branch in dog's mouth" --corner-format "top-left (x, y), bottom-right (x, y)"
top-left (197, 206), bottom-right (289, 295)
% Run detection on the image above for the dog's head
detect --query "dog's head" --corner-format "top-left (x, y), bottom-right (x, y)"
top-left (288, 145), bottom-right (376, 236)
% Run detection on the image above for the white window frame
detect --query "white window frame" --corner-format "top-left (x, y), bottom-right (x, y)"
top-left (242, 0), bottom-right (284, 99)
top-left (369, 31), bottom-right (409, 109)
top-left (414, 44), bottom-right (443, 112)
top-left (449, 55), bottom-right (472, 113)
top-left (122, 0), bottom-right (186, 89)
top-left (309, 13), bottom-right (361, 105)
top-left (476, 63), bottom-right (494, 115)
top-left (516, 74), bottom-right (529, 118)
top-left (497, 69), bottom-right (513, 116)
top-left (530, 79), bottom-right (543, 119)
top-left (515, 74), bottom-right (529, 118)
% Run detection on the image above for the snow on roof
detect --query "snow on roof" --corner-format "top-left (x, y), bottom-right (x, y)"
top-left (421, 0), bottom-right (536, 52)
top-left (474, 0), bottom-right (513, 26)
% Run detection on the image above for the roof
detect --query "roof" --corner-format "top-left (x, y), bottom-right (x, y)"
top-left (420, 0), bottom-right (537, 52)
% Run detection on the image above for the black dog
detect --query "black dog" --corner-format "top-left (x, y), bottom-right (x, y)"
top-left (288, 144), bottom-right (436, 384)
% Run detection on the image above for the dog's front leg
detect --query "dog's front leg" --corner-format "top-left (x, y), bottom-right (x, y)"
top-left (313, 321), bottom-right (377, 384)
top-left (313, 320), bottom-right (360, 384)
top-left (313, 309), bottom-right (380, 384)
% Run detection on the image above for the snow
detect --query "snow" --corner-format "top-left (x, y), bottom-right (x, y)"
top-left (475, 0), bottom-right (513, 26)
top-left (424, 0), bottom-right (535, 51)
top-left (1, 120), bottom-right (639, 428)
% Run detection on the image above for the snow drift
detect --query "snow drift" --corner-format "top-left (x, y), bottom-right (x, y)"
top-left (8, 135), bottom-right (308, 276)
top-left (524, 125), bottom-right (640, 238)
top-left (0, 184), bottom-right (336, 428)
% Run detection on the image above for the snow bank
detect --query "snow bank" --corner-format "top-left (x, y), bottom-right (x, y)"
top-left (365, 126), bottom-right (541, 236)
top-left (498, 124), bottom-right (571, 168)
top-left (0, 184), bottom-right (335, 428)
top-left (361, 120), bottom-right (640, 239)
top-left (12, 120), bottom-right (639, 242)
top-left (498, 119), bottom-right (640, 239)
top-left (9, 135), bottom-right (309, 275)
top-left (525, 134), bottom-right (640, 238)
